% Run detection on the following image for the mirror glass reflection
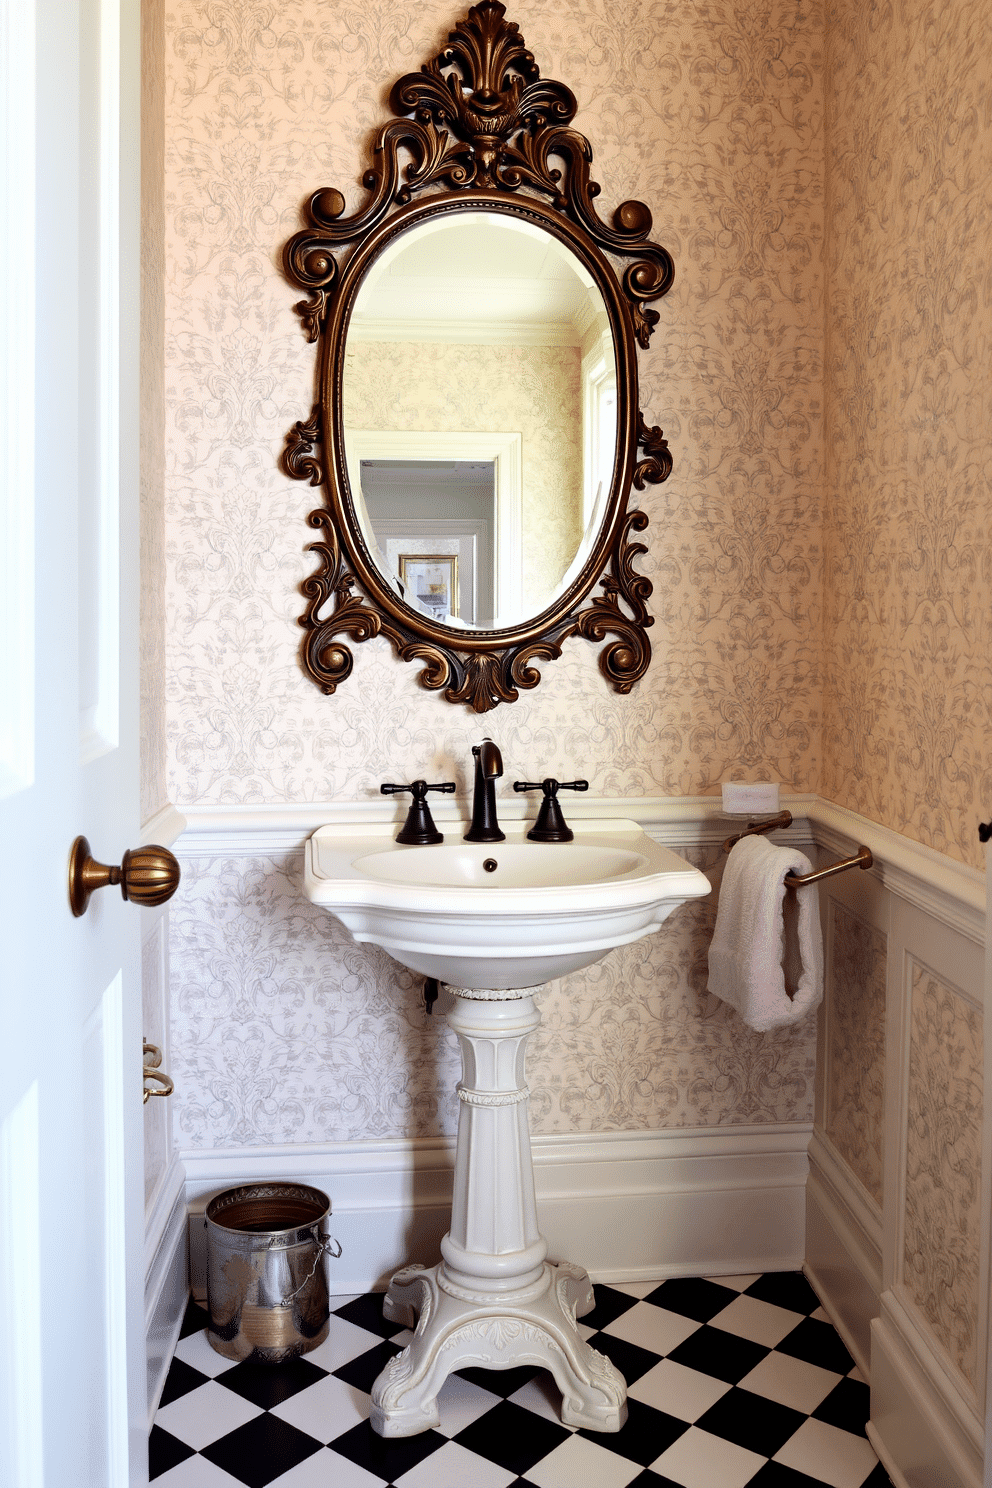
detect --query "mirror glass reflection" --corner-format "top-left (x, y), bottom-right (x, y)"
top-left (342, 212), bottom-right (618, 629)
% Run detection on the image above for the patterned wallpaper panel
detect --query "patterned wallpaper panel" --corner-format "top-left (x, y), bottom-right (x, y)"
top-left (168, 847), bottom-right (816, 1149)
top-left (824, 903), bottom-right (885, 1206)
top-left (822, 0), bottom-right (992, 870)
top-left (904, 962), bottom-right (983, 1387)
top-left (163, 0), bottom-right (825, 809)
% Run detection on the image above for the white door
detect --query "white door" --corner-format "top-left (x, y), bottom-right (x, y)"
top-left (0, 1), bottom-right (149, 1484)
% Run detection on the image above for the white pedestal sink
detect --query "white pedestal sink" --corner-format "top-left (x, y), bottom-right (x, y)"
top-left (305, 819), bottom-right (709, 1437)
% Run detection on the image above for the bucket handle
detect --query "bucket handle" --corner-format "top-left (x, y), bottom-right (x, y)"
top-left (282, 1230), bottom-right (343, 1305)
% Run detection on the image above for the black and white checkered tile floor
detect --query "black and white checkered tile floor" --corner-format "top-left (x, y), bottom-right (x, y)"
top-left (150, 1272), bottom-right (893, 1488)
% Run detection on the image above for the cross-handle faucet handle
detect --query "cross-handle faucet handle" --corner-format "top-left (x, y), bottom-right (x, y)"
top-left (381, 779), bottom-right (456, 845)
top-left (513, 778), bottom-right (589, 842)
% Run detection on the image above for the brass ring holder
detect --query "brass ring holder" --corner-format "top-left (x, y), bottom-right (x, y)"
top-left (69, 836), bottom-right (181, 917)
top-left (143, 1068), bottom-right (175, 1104)
top-left (143, 1041), bottom-right (174, 1104)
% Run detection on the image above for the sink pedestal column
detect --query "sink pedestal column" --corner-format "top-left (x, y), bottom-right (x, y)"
top-left (369, 986), bottom-right (627, 1438)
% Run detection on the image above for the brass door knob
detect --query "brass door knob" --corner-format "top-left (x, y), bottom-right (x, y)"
top-left (69, 836), bottom-right (181, 917)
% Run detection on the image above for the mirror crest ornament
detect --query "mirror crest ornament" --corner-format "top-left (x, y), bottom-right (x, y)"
top-left (283, 0), bottom-right (674, 712)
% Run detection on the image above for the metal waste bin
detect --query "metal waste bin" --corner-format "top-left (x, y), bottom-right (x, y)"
top-left (205, 1182), bottom-right (340, 1364)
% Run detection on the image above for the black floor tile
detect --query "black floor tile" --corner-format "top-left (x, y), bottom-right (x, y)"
top-left (329, 1418), bottom-right (447, 1479)
top-left (453, 1397), bottom-right (571, 1476)
top-left (644, 1276), bottom-right (741, 1322)
top-left (215, 1355), bottom-right (330, 1410)
top-left (747, 1462), bottom-right (836, 1488)
top-left (667, 1323), bottom-right (770, 1383)
top-left (332, 1337), bottom-right (402, 1393)
top-left (591, 1330), bottom-right (666, 1385)
top-left (579, 1396), bottom-right (689, 1464)
top-left (148, 1424), bottom-right (196, 1480)
top-left (178, 1297), bottom-right (211, 1340)
top-left (744, 1273), bottom-right (822, 1317)
top-left (332, 1291), bottom-right (404, 1338)
top-left (696, 1386), bottom-right (808, 1457)
top-left (158, 1356), bottom-right (210, 1408)
top-left (776, 1317), bottom-right (855, 1375)
top-left (201, 1413), bottom-right (323, 1487)
top-left (813, 1374), bottom-right (870, 1434)
top-left (456, 1363), bottom-right (542, 1396)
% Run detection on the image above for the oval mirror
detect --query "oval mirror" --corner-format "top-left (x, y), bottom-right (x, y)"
top-left (283, 1), bottom-right (674, 712)
top-left (341, 210), bottom-right (618, 631)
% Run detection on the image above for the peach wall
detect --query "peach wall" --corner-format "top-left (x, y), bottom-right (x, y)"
top-left (822, 0), bottom-right (992, 870)
top-left (164, 0), bottom-right (824, 807)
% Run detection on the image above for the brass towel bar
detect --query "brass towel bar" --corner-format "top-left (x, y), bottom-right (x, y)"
top-left (722, 810), bottom-right (873, 887)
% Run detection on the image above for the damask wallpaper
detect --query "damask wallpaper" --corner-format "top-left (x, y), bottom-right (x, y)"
top-left (163, 0), bottom-right (825, 808)
top-left (160, 0), bottom-right (989, 1183)
top-left (169, 847), bottom-right (815, 1149)
top-left (344, 338), bottom-right (584, 607)
top-left (822, 0), bottom-right (992, 871)
top-left (162, 0), bottom-right (827, 1149)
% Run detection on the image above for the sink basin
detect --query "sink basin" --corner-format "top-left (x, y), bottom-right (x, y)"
top-left (305, 820), bottom-right (710, 988)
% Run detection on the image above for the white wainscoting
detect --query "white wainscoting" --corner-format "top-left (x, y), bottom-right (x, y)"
top-left (181, 1124), bottom-right (812, 1299)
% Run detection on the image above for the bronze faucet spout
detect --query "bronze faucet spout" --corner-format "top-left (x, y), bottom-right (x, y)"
top-left (464, 739), bottom-right (505, 842)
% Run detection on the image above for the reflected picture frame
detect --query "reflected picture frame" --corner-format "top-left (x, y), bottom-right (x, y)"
top-left (399, 554), bottom-right (459, 620)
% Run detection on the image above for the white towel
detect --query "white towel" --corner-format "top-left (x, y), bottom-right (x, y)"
top-left (707, 834), bottom-right (823, 1031)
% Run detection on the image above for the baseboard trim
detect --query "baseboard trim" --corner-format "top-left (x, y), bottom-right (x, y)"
top-left (181, 1124), bottom-right (811, 1297)
top-left (870, 1290), bottom-right (983, 1488)
top-left (145, 1158), bottom-right (188, 1426)
top-left (804, 1131), bottom-right (882, 1377)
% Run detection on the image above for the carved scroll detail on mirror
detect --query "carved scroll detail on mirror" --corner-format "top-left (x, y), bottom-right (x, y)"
top-left (284, 0), bottom-right (674, 713)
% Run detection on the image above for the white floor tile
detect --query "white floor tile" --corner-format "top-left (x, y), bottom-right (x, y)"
top-left (155, 1379), bottom-right (263, 1450)
top-left (811, 1306), bottom-right (831, 1323)
top-left (303, 1317), bottom-right (391, 1373)
top-left (172, 1329), bottom-right (241, 1380)
top-left (652, 1426), bottom-right (767, 1488)
top-left (627, 1357), bottom-right (731, 1421)
top-left (269, 1373), bottom-right (371, 1439)
top-left (849, 1365), bottom-right (867, 1384)
top-left (709, 1294), bottom-right (804, 1348)
top-left (276, 1447), bottom-right (388, 1486)
top-left (151, 1452), bottom-right (245, 1485)
top-left (433, 1372), bottom-right (503, 1437)
top-left (774, 1417), bottom-right (879, 1488)
top-left (703, 1274), bottom-right (762, 1293)
top-left (526, 1432), bottom-right (645, 1488)
top-left (601, 1300), bottom-right (699, 1354)
top-left (738, 1351), bottom-right (843, 1413)
top-left (393, 1438), bottom-right (518, 1488)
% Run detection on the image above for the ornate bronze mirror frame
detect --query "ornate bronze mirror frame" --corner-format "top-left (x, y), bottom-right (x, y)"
top-left (284, 0), bottom-right (673, 712)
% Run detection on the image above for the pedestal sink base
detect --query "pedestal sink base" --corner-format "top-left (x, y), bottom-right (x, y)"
top-left (370, 1259), bottom-right (627, 1438)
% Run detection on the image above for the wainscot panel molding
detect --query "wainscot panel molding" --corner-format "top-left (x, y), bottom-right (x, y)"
top-left (181, 1125), bottom-right (812, 1299)
top-left (144, 1155), bottom-right (188, 1427)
